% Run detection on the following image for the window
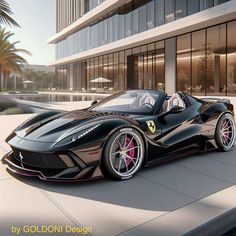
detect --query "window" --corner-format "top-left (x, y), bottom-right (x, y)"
top-left (139, 4), bottom-right (147, 32)
top-left (206, 24), bottom-right (226, 95)
top-left (227, 21), bottom-right (236, 95)
top-left (132, 7), bottom-right (139, 34)
top-left (188, 0), bottom-right (200, 15)
top-left (107, 16), bottom-right (113, 43)
top-left (118, 8), bottom-right (125, 40)
top-left (165, 0), bottom-right (175, 23)
top-left (155, 41), bottom-right (165, 90)
top-left (155, 0), bottom-right (165, 26)
top-left (147, 1), bottom-right (155, 29)
top-left (177, 34), bottom-right (191, 93)
top-left (98, 21), bottom-right (103, 46)
top-left (125, 4), bottom-right (132, 37)
top-left (113, 14), bottom-right (119, 41)
top-left (176, 0), bottom-right (187, 19)
top-left (200, 0), bottom-right (214, 10)
top-left (192, 29), bottom-right (205, 96)
top-left (94, 24), bottom-right (98, 48)
top-left (214, 0), bottom-right (230, 5)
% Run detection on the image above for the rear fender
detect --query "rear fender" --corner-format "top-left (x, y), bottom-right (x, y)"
top-left (200, 102), bottom-right (233, 123)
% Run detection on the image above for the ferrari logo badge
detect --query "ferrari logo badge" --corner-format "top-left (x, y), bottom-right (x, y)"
top-left (19, 152), bottom-right (23, 162)
top-left (146, 120), bottom-right (156, 134)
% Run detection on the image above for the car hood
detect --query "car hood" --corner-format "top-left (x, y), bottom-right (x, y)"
top-left (15, 109), bottom-right (132, 143)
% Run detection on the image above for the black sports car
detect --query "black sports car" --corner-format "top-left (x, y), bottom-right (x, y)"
top-left (1, 90), bottom-right (236, 181)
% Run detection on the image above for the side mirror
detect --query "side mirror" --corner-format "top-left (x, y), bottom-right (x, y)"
top-left (168, 105), bottom-right (185, 113)
top-left (158, 105), bottom-right (184, 124)
top-left (91, 100), bottom-right (98, 106)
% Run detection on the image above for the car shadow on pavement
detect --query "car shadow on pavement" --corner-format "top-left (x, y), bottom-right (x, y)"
top-left (6, 160), bottom-right (199, 212)
top-left (6, 149), bottom-right (236, 212)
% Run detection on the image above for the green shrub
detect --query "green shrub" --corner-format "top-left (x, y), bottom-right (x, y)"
top-left (8, 90), bottom-right (17, 94)
top-left (0, 99), bottom-right (17, 111)
top-left (4, 107), bottom-right (33, 115)
top-left (19, 90), bottom-right (38, 94)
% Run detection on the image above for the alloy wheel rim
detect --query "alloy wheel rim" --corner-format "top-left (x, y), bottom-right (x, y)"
top-left (109, 131), bottom-right (143, 177)
top-left (220, 116), bottom-right (236, 149)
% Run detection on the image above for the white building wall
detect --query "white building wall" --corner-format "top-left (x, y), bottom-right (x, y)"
top-left (165, 38), bottom-right (176, 95)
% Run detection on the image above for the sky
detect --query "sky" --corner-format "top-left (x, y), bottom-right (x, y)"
top-left (5, 0), bottom-right (56, 65)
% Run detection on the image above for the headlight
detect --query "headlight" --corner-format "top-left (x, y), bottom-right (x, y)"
top-left (55, 124), bottom-right (100, 147)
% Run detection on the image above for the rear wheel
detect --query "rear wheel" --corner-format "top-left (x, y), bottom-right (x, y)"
top-left (102, 128), bottom-right (145, 180)
top-left (215, 113), bottom-right (236, 151)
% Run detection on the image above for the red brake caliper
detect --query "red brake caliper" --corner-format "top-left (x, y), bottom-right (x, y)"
top-left (222, 120), bottom-right (230, 142)
top-left (124, 137), bottom-right (135, 166)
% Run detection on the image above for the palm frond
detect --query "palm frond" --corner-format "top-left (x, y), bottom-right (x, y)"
top-left (0, 0), bottom-right (20, 27)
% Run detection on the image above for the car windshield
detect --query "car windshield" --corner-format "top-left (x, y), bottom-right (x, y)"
top-left (91, 90), bottom-right (163, 114)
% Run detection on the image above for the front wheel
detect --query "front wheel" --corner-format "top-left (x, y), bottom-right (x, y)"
top-left (215, 113), bottom-right (236, 151)
top-left (102, 128), bottom-right (145, 180)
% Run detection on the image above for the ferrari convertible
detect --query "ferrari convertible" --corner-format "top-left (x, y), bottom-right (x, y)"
top-left (1, 90), bottom-right (236, 181)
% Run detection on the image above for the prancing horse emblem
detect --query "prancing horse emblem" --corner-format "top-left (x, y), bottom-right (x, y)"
top-left (146, 120), bottom-right (156, 134)
top-left (19, 152), bottom-right (24, 167)
top-left (19, 152), bottom-right (23, 162)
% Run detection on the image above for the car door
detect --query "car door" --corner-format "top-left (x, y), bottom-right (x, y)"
top-left (156, 94), bottom-right (203, 154)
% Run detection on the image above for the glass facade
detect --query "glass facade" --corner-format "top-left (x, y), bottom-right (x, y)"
top-left (56, 0), bottom-right (230, 59)
top-left (176, 22), bottom-right (234, 96)
top-left (56, 40), bottom-right (165, 92)
top-left (56, 19), bottom-right (236, 96)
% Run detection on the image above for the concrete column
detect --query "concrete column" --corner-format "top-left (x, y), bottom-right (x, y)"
top-left (165, 38), bottom-right (176, 95)
top-left (69, 63), bottom-right (74, 90)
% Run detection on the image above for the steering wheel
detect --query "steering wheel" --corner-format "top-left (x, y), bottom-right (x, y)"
top-left (140, 103), bottom-right (154, 109)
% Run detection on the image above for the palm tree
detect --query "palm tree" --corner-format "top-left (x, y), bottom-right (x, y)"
top-left (0, 0), bottom-right (19, 27)
top-left (0, 0), bottom-right (20, 91)
top-left (0, 28), bottom-right (31, 90)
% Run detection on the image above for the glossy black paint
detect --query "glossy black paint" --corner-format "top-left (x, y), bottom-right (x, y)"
top-left (1, 90), bottom-right (234, 181)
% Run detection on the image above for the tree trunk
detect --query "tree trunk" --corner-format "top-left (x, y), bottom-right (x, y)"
top-left (3, 72), bottom-right (8, 90)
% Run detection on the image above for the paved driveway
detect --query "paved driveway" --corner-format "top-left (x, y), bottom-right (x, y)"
top-left (0, 114), bottom-right (236, 236)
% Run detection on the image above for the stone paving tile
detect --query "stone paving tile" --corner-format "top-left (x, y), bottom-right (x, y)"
top-left (138, 163), bottom-right (232, 199)
top-left (34, 176), bottom-right (195, 236)
top-left (0, 162), bottom-right (11, 181)
top-left (176, 152), bottom-right (236, 184)
top-left (0, 141), bottom-right (11, 152)
top-left (120, 186), bottom-right (236, 236)
top-left (0, 178), bottom-right (81, 236)
top-left (0, 114), bottom-right (34, 131)
top-left (204, 148), bottom-right (236, 166)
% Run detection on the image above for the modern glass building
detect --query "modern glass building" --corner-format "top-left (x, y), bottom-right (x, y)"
top-left (49, 0), bottom-right (236, 96)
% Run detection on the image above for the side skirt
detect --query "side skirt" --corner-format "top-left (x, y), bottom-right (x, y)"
top-left (145, 140), bottom-right (217, 168)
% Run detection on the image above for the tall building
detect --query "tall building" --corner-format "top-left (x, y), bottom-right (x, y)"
top-left (48, 0), bottom-right (236, 96)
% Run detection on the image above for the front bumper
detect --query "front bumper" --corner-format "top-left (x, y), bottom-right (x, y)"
top-left (1, 151), bottom-right (103, 182)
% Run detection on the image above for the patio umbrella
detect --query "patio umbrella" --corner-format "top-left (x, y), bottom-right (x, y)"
top-left (21, 80), bottom-right (35, 84)
top-left (21, 80), bottom-right (35, 89)
top-left (90, 77), bottom-right (112, 91)
top-left (90, 77), bottom-right (112, 83)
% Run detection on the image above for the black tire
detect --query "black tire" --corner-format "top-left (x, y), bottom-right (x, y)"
top-left (102, 127), bottom-right (145, 180)
top-left (215, 113), bottom-right (236, 152)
